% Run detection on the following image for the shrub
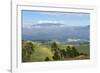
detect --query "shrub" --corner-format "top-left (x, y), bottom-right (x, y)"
top-left (66, 46), bottom-right (80, 58)
top-left (51, 42), bottom-right (58, 51)
top-left (52, 51), bottom-right (61, 60)
top-left (22, 41), bottom-right (35, 62)
top-left (45, 57), bottom-right (50, 61)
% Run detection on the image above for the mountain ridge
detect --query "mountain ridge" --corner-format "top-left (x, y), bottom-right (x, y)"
top-left (22, 23), bottom-right (90, 42)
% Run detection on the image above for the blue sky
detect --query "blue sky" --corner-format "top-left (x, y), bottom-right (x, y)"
top-left (22, 10), bottom-right (90, 27)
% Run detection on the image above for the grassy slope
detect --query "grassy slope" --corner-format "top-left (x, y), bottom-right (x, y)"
top-left (29, 43), bottom-right (53, 62)
top-left (22, 41), bottom-right (90, 62)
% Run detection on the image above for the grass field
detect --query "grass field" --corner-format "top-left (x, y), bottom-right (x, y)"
top-left (22, 40), bottom-right (90, 62)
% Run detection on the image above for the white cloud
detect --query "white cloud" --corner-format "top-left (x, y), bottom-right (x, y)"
top-left (37, 20), bottom-right (65, 24)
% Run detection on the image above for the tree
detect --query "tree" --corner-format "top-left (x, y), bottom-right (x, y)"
top-left (22, 48), bottom-right (27, 62)
top-left (66, 46), bottom-right (72, 58)
top-left (71, 46), bottom-right (79, 57)
top-left (22, 41), bottom-right (35, 62)
top-left (60, 49), bottom-right (66, 58)
top-left (51, 42), bottom-right (58, 51)
top-left (66, 46), bottom-right (80, 58)
top-left (52, 51), bottom-right (61, 60)
top-left (25, 42), bottom-right (34, 55)
top-left (45, 57), bottom-right (50, 61)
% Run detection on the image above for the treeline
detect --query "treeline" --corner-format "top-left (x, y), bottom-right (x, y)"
top-left (45, 42), bottom-right (80, 61)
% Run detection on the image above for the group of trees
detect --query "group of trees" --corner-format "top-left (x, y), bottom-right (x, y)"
top-left (45, 42), bottom-right (80, 61)
top-left (66, 46), bottom-right (80, 58)
top-left (22, 41), bottom-right (35, 62)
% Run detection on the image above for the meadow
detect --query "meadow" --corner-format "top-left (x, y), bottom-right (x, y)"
top-left (22, 40), bottom-right (90, 62)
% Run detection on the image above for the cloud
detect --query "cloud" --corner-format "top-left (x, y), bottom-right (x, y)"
top-left (37, 20), bottom-right (65, 24)
top-left (30, 20), bottom-right (66, 28)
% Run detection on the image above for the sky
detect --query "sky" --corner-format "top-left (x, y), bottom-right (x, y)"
top-left (22, 10), bottom-right (90, 27)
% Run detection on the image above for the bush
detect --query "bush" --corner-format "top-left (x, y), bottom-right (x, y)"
top-left (51, 42), bottom-right (58, 52)
top-left (45, 57), bottom-right (50, 61)
top-left (22, 41), bottom-right (35, 62)
top-left (52, 51), bottom-right (61, 60)
top-left (60, 49), bottom-right (66, 58)
top-left (66, 46), bottom-right (80, 58)
top-left (71, 46), bottom-right (79, 57)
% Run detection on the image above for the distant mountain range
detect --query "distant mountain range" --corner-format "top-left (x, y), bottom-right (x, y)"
top-left (31, 23), bottom-right (63, 27)
top-left (22, 23), bottom-right (90, 42)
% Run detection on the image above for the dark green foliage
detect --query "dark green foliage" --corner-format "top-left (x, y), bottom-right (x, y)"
top-left (51, 42), bottom-right (63, 60)
top-left (71, 46), bottom-right (79, 57)
top-left (52, 51), bottom-right (61, 60)
top-left (66, 46), bottom-right (80, 58)
top-left (22, 42), bottom-right (35, 62)
top-left (45, 57), bottom-right (50, 61)
top-left (66, 46), bottom-right (73, 57)
top-left (60, 49), bottom-right (66, 58)
top-left (51, 42), bottom-right (58, 51)
top-left (22, 48), bottom-right (27, 62)
top-left (52, 45), bottom-right (80, 60)
top-left (25, 42), bottom-right (34, 54)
